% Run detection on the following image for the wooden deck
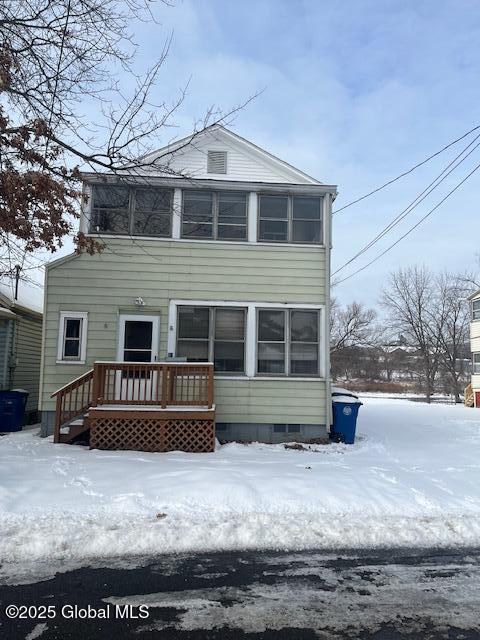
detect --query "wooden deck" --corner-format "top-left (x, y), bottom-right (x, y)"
top-left (51, 362), bottom-right (215, 452)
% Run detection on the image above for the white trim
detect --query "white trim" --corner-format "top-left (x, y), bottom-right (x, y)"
top-left (247, 192), bottom-right (257, 242)
top-left (56, 311), bottom-right (88, 364)
top-left (215, 376), bottom-right (326, 382)
top-left (172, 188), bottom-right (182, 239)
top-left (86, 233), bottom-right (326, 249)
top-left (116, 314), bottom-right (160, 362)
top-left (168, 299), bottom-right (326, 380)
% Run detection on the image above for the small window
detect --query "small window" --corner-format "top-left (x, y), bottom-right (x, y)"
top-left (207, 150), bottom-right (227, 174)
top-left (472, 300), bottom-right (480, 321)
top-left (181, 190), bottom-right (247, 241)
top-left (92, 185), bottom-right (130, 234)
top-left (288, 424), bottom-right (301, 433)
top-left (473, 353), bottom-right (480, 374)
top-left (57, 312), bottom-right (88, 363)
top-left (257, 309), bottom-right (320, 377)
top-left (273, 424), bottom-right (287, 433)
top-left (176, 306), bottom-right (246, 373)
top-left (258, 194), bottom-right (323, 244)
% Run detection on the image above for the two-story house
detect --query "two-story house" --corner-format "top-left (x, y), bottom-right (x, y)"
top-left (469, 289), bottom-right (480, 407)
top-left (39, 125), bottom-right (337, 450)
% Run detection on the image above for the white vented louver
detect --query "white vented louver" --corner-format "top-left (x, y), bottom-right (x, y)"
top-left (207, 150), bottom-right (227, 174)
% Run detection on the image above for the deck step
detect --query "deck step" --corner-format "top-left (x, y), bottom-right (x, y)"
top-left (58, 416), bottom-right (90, 443)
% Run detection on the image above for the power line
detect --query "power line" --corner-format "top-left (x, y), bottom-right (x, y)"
top-left (332, 123), bottom-right (480, 215)
top-left (333, 159), bottom-right (480, 285)
top-left (332, 132), bottom-right (480, 276)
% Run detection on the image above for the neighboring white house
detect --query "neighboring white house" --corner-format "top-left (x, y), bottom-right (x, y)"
top-left (469, 289), bottom-right (480, 407)
top-left (39, 125), bottom-right (337, 449)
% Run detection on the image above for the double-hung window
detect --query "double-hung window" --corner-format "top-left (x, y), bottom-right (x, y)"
top-left (91, 184), bottom-right (172, 237)
top-left (57, 312), bottom-right (88, 363)
top-left (472, 300), bottom-right (480, 321)
top-left (473, 353), bottom-right (480, 375)
top-left (257, 309), bottom-right (320, 376)
top-left (92, 185), bottom-right (130, 234)
top-left (258, 194), bottom-right (323, 244)
top-left (181, 190), bottom-right (248, 240)
top-left (176, 306), bottom-right (246, 373)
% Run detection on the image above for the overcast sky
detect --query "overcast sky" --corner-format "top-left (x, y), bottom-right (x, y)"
top-left (20, 0), bottom-right (480, 310)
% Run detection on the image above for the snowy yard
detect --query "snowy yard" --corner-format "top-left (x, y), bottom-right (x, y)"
top-left (1, 397), bottom-right (480, 580)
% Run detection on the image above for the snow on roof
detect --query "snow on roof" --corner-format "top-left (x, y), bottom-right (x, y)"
top-left (0, 282), bottom-right (43, 315)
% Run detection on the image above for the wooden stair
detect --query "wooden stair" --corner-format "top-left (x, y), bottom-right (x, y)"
top-left (58, 413), bottom-right (90, 444)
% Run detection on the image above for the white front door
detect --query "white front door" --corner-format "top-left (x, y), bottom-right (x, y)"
top-left (116, 314), bottom-right (160, 402)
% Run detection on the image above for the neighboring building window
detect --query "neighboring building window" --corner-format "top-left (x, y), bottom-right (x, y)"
top-left (257, 309), bottom-right (320, 376)
top-left (91, 184), bottom-right (172, 237)
top-left (472, 300), bottom-right (480, 321)
top-left (57, 312), bottom-right (88, 363)
top-left (473, 353), bottom-right (480, 374)
top-left (176, 306), bottom-right (246, 373)
top-left (258, 194), bottom-right (323, 244)
top-left (207, 150), bottom-right (227, 174)
top-left (181, 190), bottom-right (247, 240)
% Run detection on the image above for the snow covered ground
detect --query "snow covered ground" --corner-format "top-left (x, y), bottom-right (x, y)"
top-left (1, 397), bottom-right (480, 581)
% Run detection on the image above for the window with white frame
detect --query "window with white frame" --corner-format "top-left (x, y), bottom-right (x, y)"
top-left (181, 190), bottom-right (248, 240)
top-left (57, 312), bottom-right (88, 362)
top-left (257, 309), bottom-right (320, 376)
top-left (91, 184), bottom-right (172, 236)
top-left (176, 306), bottom-right (246, 373)
top-left (473, 353), bottom-right (480, 374)
top-left (258, 194), bottom-right (323, 244)
top-left (472, 300), bottom-right (480, 321)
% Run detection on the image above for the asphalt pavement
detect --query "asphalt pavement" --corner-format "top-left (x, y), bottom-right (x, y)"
top-left (1, 547), bottom-right (479, 639)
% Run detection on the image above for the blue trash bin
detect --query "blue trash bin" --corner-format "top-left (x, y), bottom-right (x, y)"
top-left (0, 390), bottom-right (29, 432)
top-left (331, 396), bottom-right (362, 444)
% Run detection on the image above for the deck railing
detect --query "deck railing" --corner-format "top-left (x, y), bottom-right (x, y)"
top-left (51, 369), bottom-right (94, 443)
top-left (92, 361), bottom-right (214, 409)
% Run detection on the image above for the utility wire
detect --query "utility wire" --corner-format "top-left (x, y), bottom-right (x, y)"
top-left (332, 123), bottom-right (480, 215)
top-left (333, 160), bottom-right (480, 285)
top-left (332, 132), bottom-right (480, 276)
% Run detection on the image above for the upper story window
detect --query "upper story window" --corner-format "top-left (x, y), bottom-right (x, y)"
top-left (91, 185), bottom-right (172, 237)
top-left (207, 150), bottom-right (227, 174)
top-left (258, 194), bottom-right (323, 244)
top-left (182, 190), bottom-right (248, 241)
top-left (472, 300), bottom-right (480, 321)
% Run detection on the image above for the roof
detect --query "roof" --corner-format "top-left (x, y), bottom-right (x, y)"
top-left (468, 288), bottom-right (480, 301)
top-left (0, 289), bottom-right (43, 318)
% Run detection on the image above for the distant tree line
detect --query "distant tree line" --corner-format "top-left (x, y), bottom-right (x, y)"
top-left (331, 266), bottom-right (474, 402)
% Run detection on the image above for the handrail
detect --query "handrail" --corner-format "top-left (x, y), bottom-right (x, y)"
top-left (51, 369), bottom-right (94, 398)
top-left (52, 369), bottom-right (95, 443)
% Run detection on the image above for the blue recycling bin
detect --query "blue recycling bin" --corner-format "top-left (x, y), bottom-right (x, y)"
top-left (0, 390), bottom-right (29, 432)
top-left (331, 397), bottom-right (362, 444)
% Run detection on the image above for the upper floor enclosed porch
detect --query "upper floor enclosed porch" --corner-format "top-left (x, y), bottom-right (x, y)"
top-left (79, 124), bottom-right (336, 248)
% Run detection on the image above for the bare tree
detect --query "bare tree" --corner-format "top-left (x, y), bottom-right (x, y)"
top-left (381, 266), bottom-right (443, 402)
top-left (0, 0), bottom-right (256, 285)
top-left (330, 299), bottom-right (377, 354)
top-left (433, 272), bottom-right (472, 402)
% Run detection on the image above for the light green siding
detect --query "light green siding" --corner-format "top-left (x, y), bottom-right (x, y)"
top-left (12, 311), bottom-right (43, 414)
top-left (41, 239), bottom-right (327, 424)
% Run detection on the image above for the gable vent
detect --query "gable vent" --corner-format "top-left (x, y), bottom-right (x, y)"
top-left (207, 150), bottom-right (227, 174)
